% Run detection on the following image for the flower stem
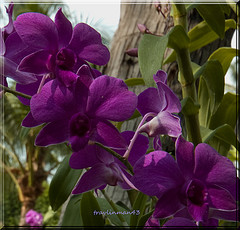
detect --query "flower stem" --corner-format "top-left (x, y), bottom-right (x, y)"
top-left (0, 84), bottom-right (32, 99)
top-left (123, 112), bottom-right (156, 159)
top-left (94, 142), bottom-right (134, 175)
top-left (172, 3), bottom-right (202, 146)
top-left (100, 189), bottom-right (128, 226)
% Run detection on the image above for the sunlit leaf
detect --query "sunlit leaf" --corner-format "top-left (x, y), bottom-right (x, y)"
top-left (124, 78), bottom-right (145, 87)
top-left (139, 34), bottom-right (168, 87)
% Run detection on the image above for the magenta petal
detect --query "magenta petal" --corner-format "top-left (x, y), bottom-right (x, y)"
top-left (209, 209), bottom-right (238, 221)
top-left (68, 23), bottom-right (110, 65)
top-left (69, 146), bottom-right (100, 169)
top-left (93, 120), bottom-right (127, 149)
top-left (208, 185), bottom-right (236, 211)
top-left (132, 151), bottom-right (184, 197)
top-left (35, 120), bottom-right (69, 147)
top-left (139, 111), bottom-right (182, 137)
top-left (18, 50), bottom-right (50, 74)
top-left (144, 216), bottom-right (160, 227)
top-left (22, 112), bottom-right (43, 128)
top-left (153, 189), bottom-right (184, 218)
top-left (153, 70), bottom-right (168, 84)
top-left (137, 87), bottom-right (166, 116)
top-left (14, 12), bottom-right (58, 50)
top-left (54, 8), bottom-right (73, 48)
top-left (76, 64), bottom-right (95, 88)
top-left (1, 56), bottom-right (37, 84)
top-left (72, 163), bottom-right (119, 194)
top-left (56, 69), bottom-right (78, 87)
top-left (187, 201), bottom-right (209, 222)
top-left (194, 143), bottom-right (237, 198)
top-left (176, 136), bottom-right (194, 179)
top-left (163, 217), bottom-right (197, 227)
top-left (87, 75), bottom-right (137, 121)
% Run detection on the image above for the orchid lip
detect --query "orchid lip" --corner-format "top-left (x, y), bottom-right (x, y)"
top-left (186, 179), bottom-right (208, 206)
top-left (69, 113), bottom-right (91, 137)
top-left (56, 48), bottom-right (76, 70)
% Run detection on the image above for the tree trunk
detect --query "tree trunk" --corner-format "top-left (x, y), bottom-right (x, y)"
top-left (101, 1), bottom-right (235, 206)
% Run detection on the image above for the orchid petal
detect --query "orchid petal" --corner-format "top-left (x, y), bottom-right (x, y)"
top-left (14, 12), bottom-right (58, 50)
top-left (153, 189), bottom-right (184, 218)
top-left (163, 217), bottom-right (197, 227)
top-left (87, 75), bottom-right (137, 121)
top-left (176, 136), bottom-right (195, 179)
top-left (153, 70), bottom-right (167, 84)
top-left (0, 56), bottom-right (37, 84)
top-left (208, 185), bottom-right (236, 211)
top-left (22, 111), bottom-right (43, 128)
top-left (137, 87), bottom-right (166, 116)
top-left (69, 146), bottom-right (101, 169)
top-left (187, 201), bottom-right (209, 222)
top-left (18, 50), bottom-right (50, 74)
top-left (54, 8), bottom-right (73, 48)
top-left (35, 120), bottom-right (69, 147)
top-left (209, 209), bottom-right (238, 221)
top-left (139, 111), bottom-right (182, 137)
top-left (132, 151), bottom-right (184, 197)
top-left (68, 23), bottom-right (110, 65)
top-left (194, 143), bottom-right (237, 198)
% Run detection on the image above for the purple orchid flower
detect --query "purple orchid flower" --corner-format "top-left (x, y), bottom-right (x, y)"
top-left (132, 136), bottom-right (237, 224)
top-left (14, 8), bottom-right (110, 88)
top-left (22, 72), bottom-right (137, 151)
top-left (0, 3), bottom-right (37, 96)
top-left (25, 209), bottom-right (43, 227)
top-left (70, 131), bottom-right (149, 194)
top-left (137, 70), bottom-right (182, 138)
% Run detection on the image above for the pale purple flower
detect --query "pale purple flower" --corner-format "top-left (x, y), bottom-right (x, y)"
top-left (25, 209), bottom-right (43, 226)
top-left (14, 8), bottom-right (110, 87)
top-left (137, 70), bottom-right (182, 138)
top-left (132, 136), bottom-right (237, 224)
top-left (22, 71), bottom-right (137, 151)
top-left (70, 131), bottom-right (149, 194)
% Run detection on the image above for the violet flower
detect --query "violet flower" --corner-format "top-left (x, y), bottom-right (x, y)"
top-left (22, 72), bottom-right (137, 151)
top-left (0, 3), bottom-right (37, 95)
top-left (132, 136), bottom-right (237, 224)
top-left (70, 131), bottom-right (149, 194)
top-left (14, 8), bottom-right (110, 88)
top-left (25, 209), bottom-right (43, 227)
top-left (137, 70), bottom-right (182, 138)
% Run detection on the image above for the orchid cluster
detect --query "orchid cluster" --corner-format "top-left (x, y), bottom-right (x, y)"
top-left (1, 3), bottom-right (238, 228)
top-left (25, 210), bottom-right (43, 227)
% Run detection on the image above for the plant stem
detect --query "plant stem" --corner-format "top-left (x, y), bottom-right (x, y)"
top-left (172, 3), bottom-right (202, 146)
top-left (0, 84), bottom-right (32, 99)
top-left (94, 142), bottom-right (134, 175)
top-left (100, 189), bottom-right (128, 226)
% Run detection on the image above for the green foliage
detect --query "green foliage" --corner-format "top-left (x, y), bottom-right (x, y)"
top-left (49, 155), bottom-right (83, 211)
top-left (80, 191), bottom-right (104, 227)
top-left (139, 34), bottom-right (168, 87)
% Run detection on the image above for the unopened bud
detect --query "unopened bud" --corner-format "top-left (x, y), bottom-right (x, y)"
top-left (125, 48), bottom-right (138, 57)
top-left (137, 24), bottom-right (151, 34)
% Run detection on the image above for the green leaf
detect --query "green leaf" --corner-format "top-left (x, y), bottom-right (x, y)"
top-left (49, 155), bottom-right (83, 211)
top-left (138, 34), bottom-right (168, 87)
top-left (181, 96), bottom-right (200, 116)
top-left (130, 192), bottom-right (148, 227)
top-left (167, 25), bottom-right (190, 51)
top-left (61, 194), bottom-right (83, 226)
top-left (137, 210), bottom-right (154, 227)
top-left (124, 78), bottom-right (145, 87)
top-left (209, 92), bottom-right (239, 130)
top-left (219, 4), bottom-right (231, 16)
top-left (164, 19), bottom-right (236, 64)
top-left (198, 60), bottom-right (224, 116)
top-left (81, 191), bottom-right (105, 226)
top-left (195, 4), bottom-right (225, 39)
top-left (209, 47), bottom-right (239, 76)
top-left (200, 124), bottom-right (239, 156)
top-left (96, 197), bottom-right (130, 226)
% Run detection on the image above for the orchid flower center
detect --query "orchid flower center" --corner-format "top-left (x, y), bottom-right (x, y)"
top-left (187, 180), bottom-right (208, 206)
top-left (69, 113), bottom-right (90, 137)
top-left (56, 48), bottom-right (76, 70)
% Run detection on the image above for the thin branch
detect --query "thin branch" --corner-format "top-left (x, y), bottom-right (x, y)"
top-left (0, 84), bottom-right (32, 99)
